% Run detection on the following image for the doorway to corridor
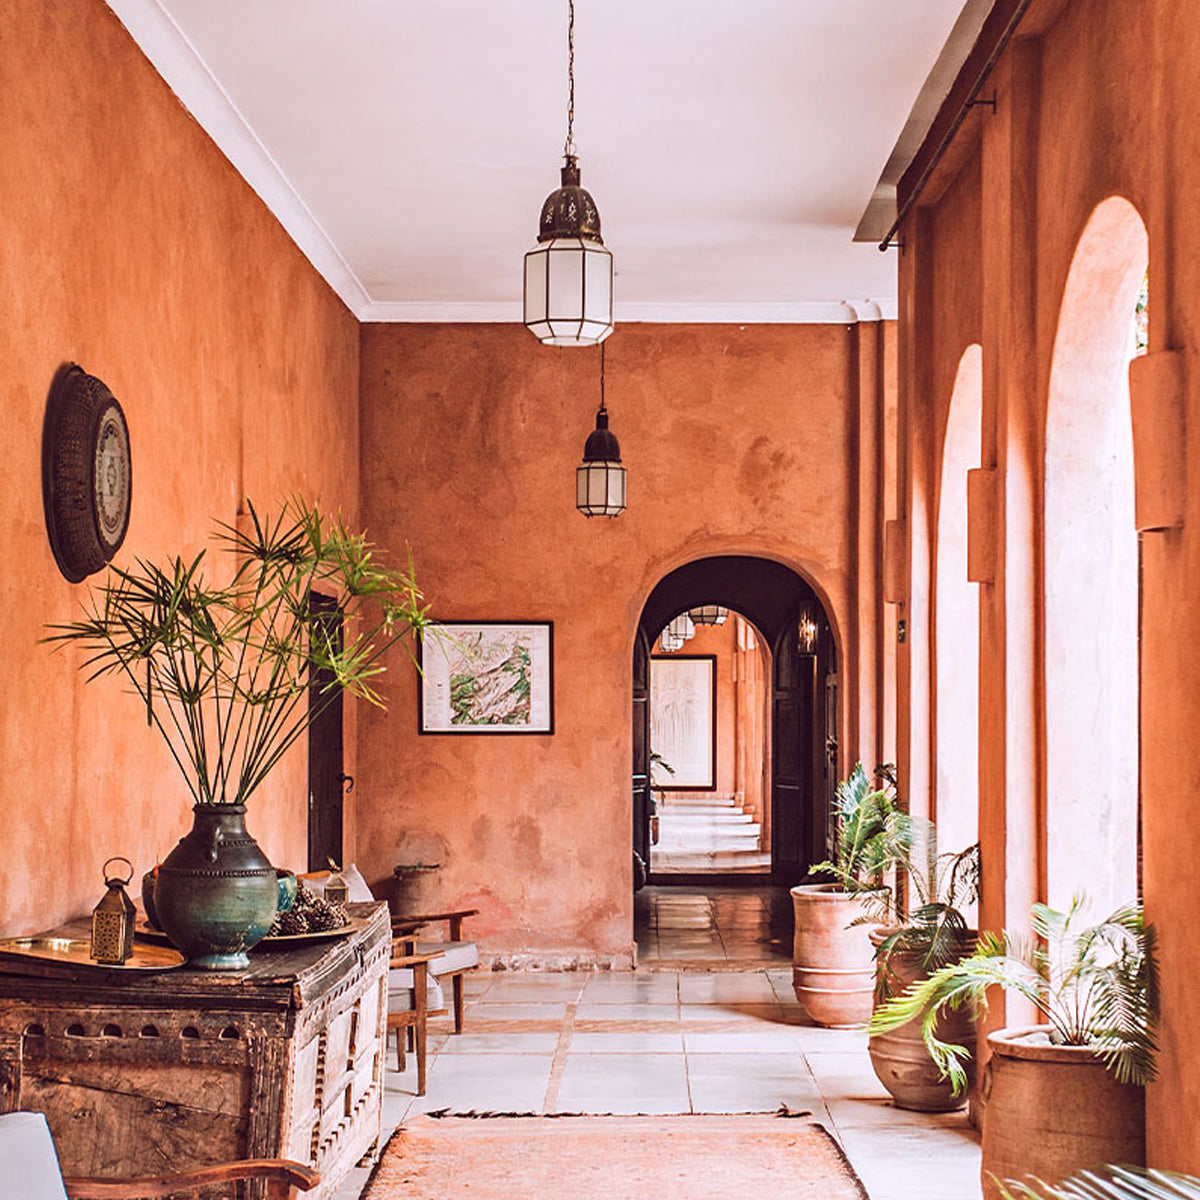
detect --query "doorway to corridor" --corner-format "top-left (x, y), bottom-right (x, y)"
top-left (632, 556), bottom-right (836, 965)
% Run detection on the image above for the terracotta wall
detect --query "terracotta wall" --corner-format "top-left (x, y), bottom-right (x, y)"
top-left (0, 0), bottom-right (359, 936)
top-left (357, 321), bottom-right (894, 966)
top-left (895, 0), bottom-right (1200, 1167)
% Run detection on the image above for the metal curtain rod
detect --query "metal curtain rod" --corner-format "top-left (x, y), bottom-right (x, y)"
top-left (877, 0), bottom-right (1036, 252)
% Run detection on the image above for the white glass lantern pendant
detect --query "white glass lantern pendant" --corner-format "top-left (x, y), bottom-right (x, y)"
top-left (523, 0), bottom-right (614, 347)
top-left (576, 344), bottom-right (626, 517)
top-left (689, 605), bottom-right (729, 626)
top-left (667, 613), bottom-right (695, 642)
top-left (659, 630), bottom-right (683, 652)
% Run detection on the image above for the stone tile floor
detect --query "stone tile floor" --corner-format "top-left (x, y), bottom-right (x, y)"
top-left (335, 886), bottom-right (981, 1200)
top-left (634, 882), bottom-right (793, 965)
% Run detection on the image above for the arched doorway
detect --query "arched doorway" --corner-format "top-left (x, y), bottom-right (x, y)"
top-left (1044, 197), bottom-right (1147, 915)
top-left (935, 345), bottom-right (982, 871)
top-left (633, 556), bottom-right (838, 886)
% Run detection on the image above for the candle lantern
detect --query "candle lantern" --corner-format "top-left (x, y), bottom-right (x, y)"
top-left (91, 856), bottom-right (136, 964)
top-left (324, 863), bottom-right (349, 907)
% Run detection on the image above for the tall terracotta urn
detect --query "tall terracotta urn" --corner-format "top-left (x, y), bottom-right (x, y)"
top-left (868, 928), bottom-right (976, 1111)
top-left (980, 1027), bottom-right (1145, 1199)
top-left (790, 883), bottom-right (877, 1027)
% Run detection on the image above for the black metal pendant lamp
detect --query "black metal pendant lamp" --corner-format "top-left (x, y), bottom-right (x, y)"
top-left (690, 605), bottom-right (729, 626)
top-left (523, 0), bottom-right (614, 346)
top-left (576, 343), bottom-right (626, 517)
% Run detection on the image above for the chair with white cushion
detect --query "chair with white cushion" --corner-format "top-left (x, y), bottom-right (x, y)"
top-left (390, 909), bottom-right (480, 1034)
top-left (0, 1109), bottom-right (318, 1199)
top-left (387, 944), bottom-right (443, 1095)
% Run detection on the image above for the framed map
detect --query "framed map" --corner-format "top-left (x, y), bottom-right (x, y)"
top-left (419, 621), bottom-right (554, 734)
top-left (650, 655), bottom-right (716, 789)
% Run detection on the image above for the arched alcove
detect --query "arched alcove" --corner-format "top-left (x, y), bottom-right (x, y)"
top-left (1044, 197), bottom-right (1147, 915)
top-left (935, 345), bottom-right (982, 867)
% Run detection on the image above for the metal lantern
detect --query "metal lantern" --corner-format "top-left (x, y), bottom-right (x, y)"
top-left (667, 613), bottom-right (695, 642)
top-left (576, 344), bottom-right (626, 517)
top-left (798, 608), bottom-right (819, 654)
top-left (523, 0), bottom-right (614, 346)
top-left (659, 630), bottom-right (683, 652)
top-left (689, 605), bottom-right (729, 626)
top-left (91, 856), bottom-right (136, 964)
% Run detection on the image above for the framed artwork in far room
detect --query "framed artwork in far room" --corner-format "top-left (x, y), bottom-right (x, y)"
top-left (419, 621), bottom-right (554, 735)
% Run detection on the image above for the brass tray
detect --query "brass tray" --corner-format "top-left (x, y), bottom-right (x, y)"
top-left (0, 935), bottom-right (185, 972)
top-left (136, 917), bottom-right (366, 949)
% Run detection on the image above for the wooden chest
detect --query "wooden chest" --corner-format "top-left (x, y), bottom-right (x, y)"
top-left (0, 901), bottom-right (389, 1199)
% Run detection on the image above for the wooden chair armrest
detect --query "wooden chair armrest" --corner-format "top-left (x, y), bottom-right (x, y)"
top-left (392, 909), bottom-right (479, 924)
top-left (388, 948), bottom-right (443, 968)
top-left (63, 1158), bottom-right (319, 1197)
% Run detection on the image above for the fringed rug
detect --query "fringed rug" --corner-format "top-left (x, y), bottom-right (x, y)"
top-left (364, 1111), bottom-right (868, 1199)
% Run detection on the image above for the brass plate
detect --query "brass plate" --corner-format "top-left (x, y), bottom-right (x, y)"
top-left (135, 917), bottom-right (365, 949)
top-left (0, 935), bottom-right (185, 971)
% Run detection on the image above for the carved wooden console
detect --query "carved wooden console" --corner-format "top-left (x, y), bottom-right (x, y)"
top-left (0, 901), bottom-right (389, 1200)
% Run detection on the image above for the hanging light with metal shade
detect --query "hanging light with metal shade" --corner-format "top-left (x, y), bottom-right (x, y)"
top-left (689, 605), bottom-right (729, 626)
top-left (575, 344), bottom-right (626, 517)
top-left (523, 0), bottom-right (614, 346)
top-left (658, 630), bottom-right (683, 652)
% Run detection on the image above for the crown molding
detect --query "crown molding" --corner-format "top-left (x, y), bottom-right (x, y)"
top-left (106, 0), bottom-right (371, 314)
top-left (361, 299), bottom-right (898, 324)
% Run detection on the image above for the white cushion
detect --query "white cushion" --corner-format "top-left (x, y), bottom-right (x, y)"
top-left (0, 1112), bottom-right (69, 1200)
top-left (343, 863), bottom-right (374, 903)
top-left (388, 969), bottom-right (445, 1013)
top-left (415, 940), bottom-right (479, 975)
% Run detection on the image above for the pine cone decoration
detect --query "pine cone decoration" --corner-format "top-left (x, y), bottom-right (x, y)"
top-left (306, 897), bottom-right (349, 932)
top-left (269, 908), bottom-right (309, 936)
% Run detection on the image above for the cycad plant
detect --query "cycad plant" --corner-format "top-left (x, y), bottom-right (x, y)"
top-left (45, 499), bottom-right (431, 807)
top-left (866, 827), bottom-right (980, 999)
top-left (998, 1166), bottom-right (1200, 1199)
top-left (808, 761), bottom-right (915, 901)
top-left (869, 898), bottom-right (1158, 1095)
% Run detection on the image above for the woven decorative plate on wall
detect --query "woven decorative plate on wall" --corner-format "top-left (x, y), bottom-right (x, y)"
top-left (42, 364), bottom-right (132, 583)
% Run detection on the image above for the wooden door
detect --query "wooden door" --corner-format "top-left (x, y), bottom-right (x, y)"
top-left (631, 629), bottom-right (651, 875)
top-left (307, 593), bottom-right (345, 872)
top-left (771, 617), bottom-right (816, 877)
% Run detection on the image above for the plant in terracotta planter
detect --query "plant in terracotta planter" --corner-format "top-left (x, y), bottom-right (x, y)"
top-left (998, 1165), bottom-right (1200, 1199)
top-left (45, 499), bottom-right (429, 969)
top-left (790, 762), bottom-right (914, 1027)
top-left (871, 898), bottom-right (1158, 1197)
top-left (863, 832), bottom-right (980, 1111)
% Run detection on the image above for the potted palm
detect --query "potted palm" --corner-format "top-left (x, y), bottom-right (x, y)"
top-left (791, 762), bottom-right (913, 1026)
top-left (998, 1166), bottom-right (1200, 1199)
top-left (871, 899), bottom-right (1157, 1197)
top-left (866, 833), bottom-right (980, 1111)
top-left (46, 499), bottom-right (429, 969)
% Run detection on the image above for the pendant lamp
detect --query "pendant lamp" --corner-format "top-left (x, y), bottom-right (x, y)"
top-left (667, 613), bottom-right (695, 642)
top-left (576, 343), bottom-right (627, 517)
top-left (523, 0), bottom-right (614, 346)
top-left (689, 605), bottom-right (729, 626)
top-left (659, 630), bottom-right (683, 653)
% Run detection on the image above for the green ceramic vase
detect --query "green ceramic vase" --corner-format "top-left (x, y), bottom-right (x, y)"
top-left (155, 804), bottom-right (278, 969)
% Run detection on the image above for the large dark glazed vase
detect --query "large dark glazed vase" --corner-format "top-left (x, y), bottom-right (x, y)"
top-left (155, 804), bottom-right (278, 969)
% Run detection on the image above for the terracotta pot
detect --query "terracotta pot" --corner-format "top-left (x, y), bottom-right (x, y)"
top-left (392, 862), bottom-right (443, 916)
top-left (980, 1026), bottom-right (1145, 1198)
top-left (867, 928), bottom-right (976, 1112)
top-left (790, 884), bottom-right (878, 1027)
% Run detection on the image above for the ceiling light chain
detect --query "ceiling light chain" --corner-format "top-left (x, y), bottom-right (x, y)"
top-left (564, 0), bottom-right (576, 161)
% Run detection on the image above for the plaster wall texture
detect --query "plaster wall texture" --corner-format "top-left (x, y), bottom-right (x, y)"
top-left (357, 322), bottom-right (889, 964)
top-left (896, 0), bottom-right (1200, 1167)
top-left (0, 0), bottom-right (360, 936)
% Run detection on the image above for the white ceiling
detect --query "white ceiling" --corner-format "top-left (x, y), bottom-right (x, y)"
top-left (110, 0), bottom-right (979, 322)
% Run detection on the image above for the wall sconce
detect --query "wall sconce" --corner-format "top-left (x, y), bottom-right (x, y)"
top-left (798, 609), bottom-right (819, 655)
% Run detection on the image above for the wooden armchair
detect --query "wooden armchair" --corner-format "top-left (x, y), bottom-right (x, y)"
top-left (390, 909), bottom-right (479, 1034)
top-left (0, 1109), bottom-right (318, 1200)
top-left (386, 943), bottom-right (443, 1095)
top-left (63, 1160), bottom-right (319, 1198)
